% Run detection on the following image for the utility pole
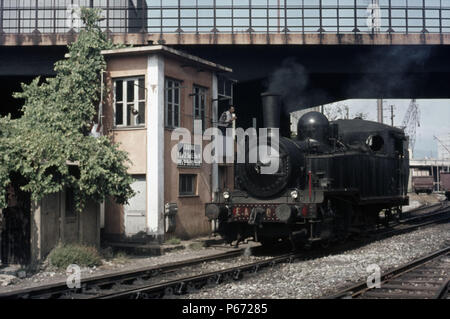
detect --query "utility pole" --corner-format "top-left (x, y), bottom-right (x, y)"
top-left (377, 99), bottom-right (383, 123)
top-left (390, 104), bottom-right (395, 126)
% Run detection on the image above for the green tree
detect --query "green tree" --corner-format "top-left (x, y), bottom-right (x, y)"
top-left (0, 8), bottom-right (134, 211)
top-left (323, 103), bottom-right (350, 121)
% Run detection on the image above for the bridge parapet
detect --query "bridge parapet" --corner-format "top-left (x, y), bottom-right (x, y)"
top-left (2, 1), bottom-right (450, 38)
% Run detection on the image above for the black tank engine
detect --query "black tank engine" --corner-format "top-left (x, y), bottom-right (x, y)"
top-left (206, 93), bottom-right (409, 247)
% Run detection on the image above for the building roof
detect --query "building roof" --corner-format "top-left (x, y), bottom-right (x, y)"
top-left (101, 45), bottom-right (232, 73)
top-left (410, 159), bottom-right (450, 166)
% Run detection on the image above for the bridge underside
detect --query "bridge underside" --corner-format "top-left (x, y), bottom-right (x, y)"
top-left (2, 40), bottom-right (450, 126)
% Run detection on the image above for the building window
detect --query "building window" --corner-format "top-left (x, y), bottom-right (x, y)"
top-left (114, 77), bottom-right (145, 127)
top-left (218, 75), bottom-right (234, 100)
top-left (193, 86), bottom-right (207, 130)
top-left (165, 78), bottom-right (181, 128)
top-left (217, 76), bottom-right (235, 118)
top-left (179, 174), bottom-right (197, 196)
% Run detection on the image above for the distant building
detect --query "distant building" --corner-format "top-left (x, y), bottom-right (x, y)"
top-left (437, 133), bottom-right (450, 160)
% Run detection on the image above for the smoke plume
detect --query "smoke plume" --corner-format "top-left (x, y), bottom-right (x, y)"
top-left (346, 46), bottom-right (432, 98)
top-left (266, 58), bottom-right (308, 112)
top-left (266, 58), bottom-right (329, 113)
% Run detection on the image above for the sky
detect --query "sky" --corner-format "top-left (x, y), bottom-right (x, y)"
top-left (321, 99), bottom-right (450, 160)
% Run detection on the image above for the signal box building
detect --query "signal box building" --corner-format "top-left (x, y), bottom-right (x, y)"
top-left (101, 45), bottom-right (234, 243)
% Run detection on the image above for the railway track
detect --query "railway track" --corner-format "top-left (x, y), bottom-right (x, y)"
top-left (402, 201), bottom-right (443, 215)
top-left (0, 248), bottom-right (248, 299)
top-left (375, 202), bottom-right (450, 236)
top-left (328, 246), bottom-right (450, 299)
top-left (1, 201), bottom-right (449, 299)
top-left (92, 252), bottom-right (299, 299)
top-left (78, 203), bottom-right (450, 299)
top-left (399, 201), bottom-right (449, 223)
top-left (89, 202), bottom-right (450, 299)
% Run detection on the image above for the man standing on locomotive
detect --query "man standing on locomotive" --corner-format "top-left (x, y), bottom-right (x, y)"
top-left (218, 105), bottom-right (237, 161)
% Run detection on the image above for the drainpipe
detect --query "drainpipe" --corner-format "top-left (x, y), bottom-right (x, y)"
top-left (211, 74), bottom-right (219, 201)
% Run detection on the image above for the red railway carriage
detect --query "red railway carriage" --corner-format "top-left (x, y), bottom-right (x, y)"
top-left (412, 176), bottom-right (434, 194)
top-left (440, 172), bottom-right (450, 199)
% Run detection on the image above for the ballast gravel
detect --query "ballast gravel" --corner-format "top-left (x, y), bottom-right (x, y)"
top-left (184, 222), bottom-right (450, 299)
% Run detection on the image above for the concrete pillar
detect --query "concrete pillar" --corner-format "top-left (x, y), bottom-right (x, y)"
top-left (146, 54), bottom-right (165, 239)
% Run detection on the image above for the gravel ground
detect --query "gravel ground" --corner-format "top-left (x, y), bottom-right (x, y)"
top-left (0, 237), bottom-right (258, 293)
top-left (0, 194), bottom-right (447, 295)
top-left (183, 222), bottom-right (450, 299)
top-left (403, 193), bottom-right (445, 212)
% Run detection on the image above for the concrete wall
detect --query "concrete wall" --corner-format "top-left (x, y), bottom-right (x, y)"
top-left (163, 56), bottom-right (214, 238)
top-left (4, 33), bottom-right (450, 46)
top-left (112, 129), bottom-right (146, 174)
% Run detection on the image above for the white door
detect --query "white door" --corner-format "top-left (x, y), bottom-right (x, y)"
top-left (124, 175), bottom-right (147, 236)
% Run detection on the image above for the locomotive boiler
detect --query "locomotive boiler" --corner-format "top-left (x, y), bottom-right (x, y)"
top-left (205, 93), bottom-right (409, 248)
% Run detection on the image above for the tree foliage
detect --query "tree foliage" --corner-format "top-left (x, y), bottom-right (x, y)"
top-left (0, 8), bottom-right (134, 211)
top-left (323, 103), bottom-right (350, 121)
top-left (323, 103), bottom-right (369, 121)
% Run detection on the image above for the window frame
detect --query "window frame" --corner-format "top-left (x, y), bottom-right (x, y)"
top-left (179, 174), bottom-right (197, 197)
top-left (113, 76), bottom-right (146, 128)
top-left (165, 77), bottom-right (182, 128)
top-left (193, 85), bottom-right (208, 131)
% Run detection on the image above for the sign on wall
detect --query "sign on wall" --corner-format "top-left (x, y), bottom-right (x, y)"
top-left (177, 143), bottom-right (201, 168)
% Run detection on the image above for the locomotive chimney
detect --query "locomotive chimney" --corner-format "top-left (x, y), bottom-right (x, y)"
top-left (261, 92), bottom-right (281, 129)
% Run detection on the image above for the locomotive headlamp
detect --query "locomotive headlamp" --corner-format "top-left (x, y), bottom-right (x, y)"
top-left (290, 189), bottom-right (299, 200)
top-left (223, 191), bottom-right (230, 200)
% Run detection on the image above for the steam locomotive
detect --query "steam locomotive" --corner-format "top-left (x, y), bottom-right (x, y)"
top-left (205, 93), bottom-right (409, 248)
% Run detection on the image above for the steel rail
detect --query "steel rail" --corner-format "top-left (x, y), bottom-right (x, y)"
top-left (326, 246), bottom-right (450, 299)
top-left (401, 202), bottom-right (444, 216)
top-left (375, 205), bottom-right (450, 239)
top-left (1, 202), bottom-right (448, 299)
top-left (401, 206), bottom-right (449, 223)
top-left (96, 208), bottom-right (450, 300)
top-left (92, 252), bottom-right (300, 299)
top-left (93, 205), bottom-right (450, 299)
top-left (435, 279), bottom-right (449, 299)
top-left (0, 248), bottom-right (247, 299)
